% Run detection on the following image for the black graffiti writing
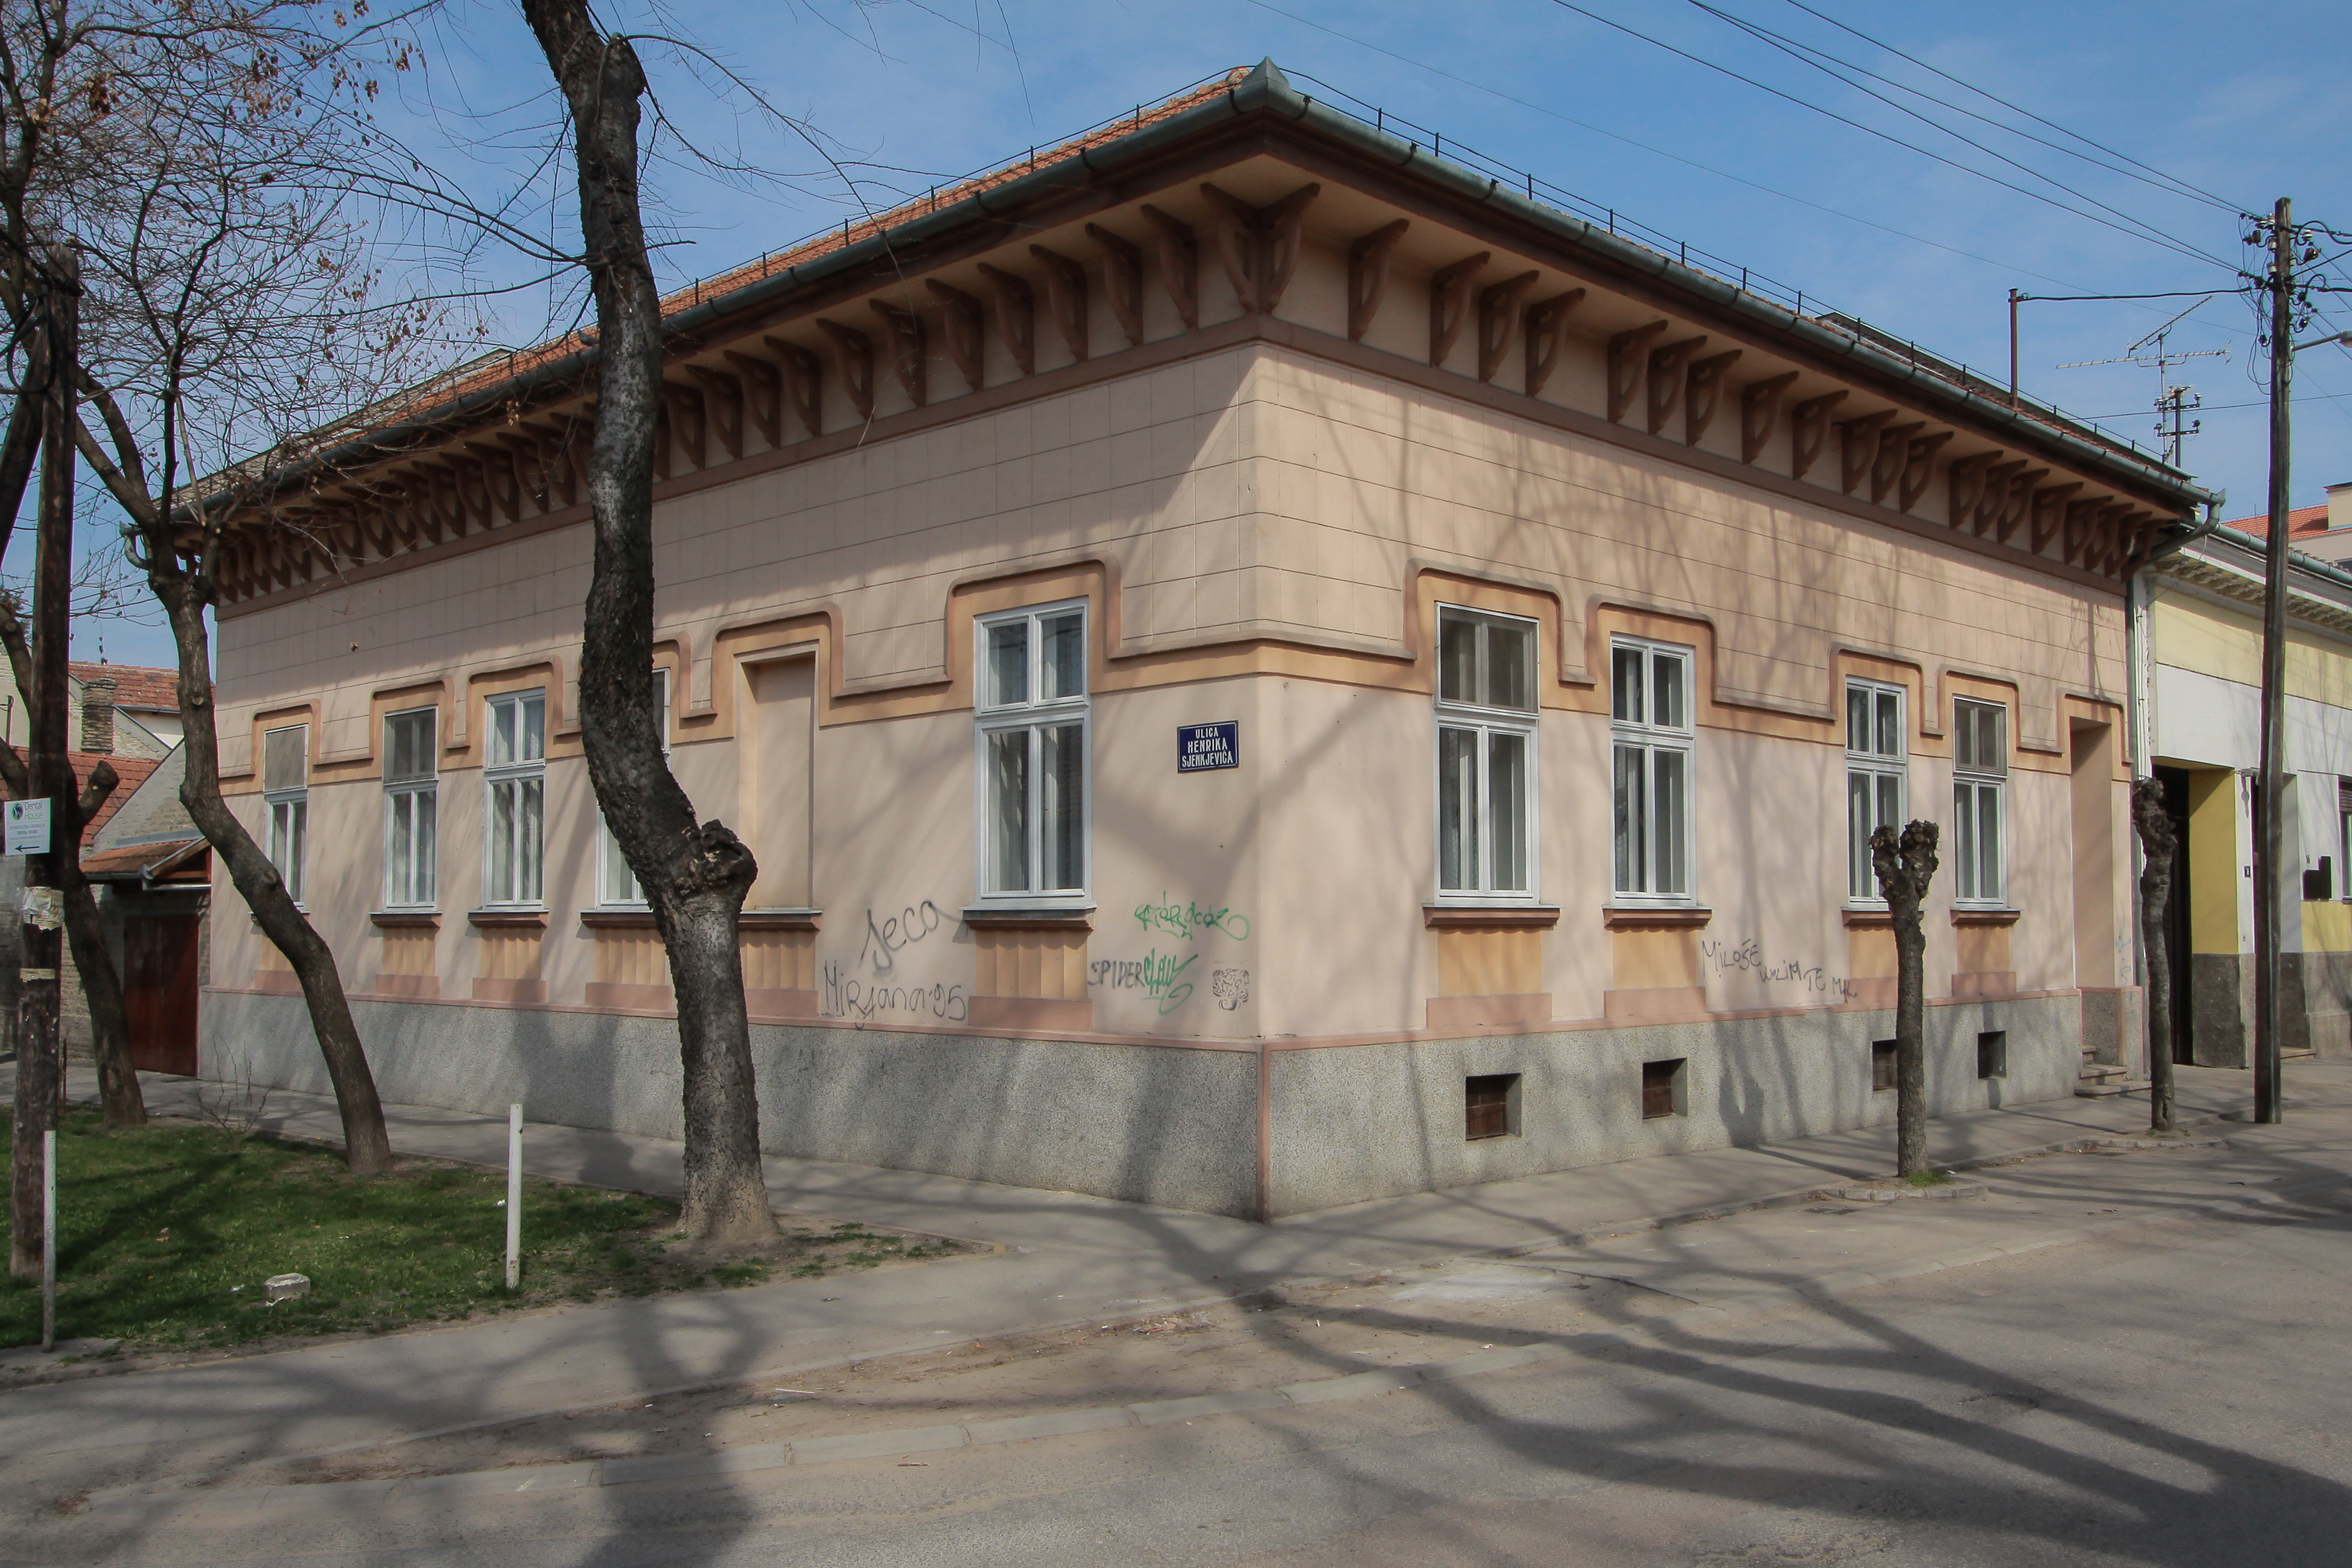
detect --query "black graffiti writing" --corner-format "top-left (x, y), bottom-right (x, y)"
top-left (859, 899), bottom-right (945, 976)
top-left (821, 960), bottom-right (968, 1023)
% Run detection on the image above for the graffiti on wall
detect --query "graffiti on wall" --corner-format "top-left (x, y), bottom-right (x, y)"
top-left (1089, 948), bottom-right (1198, 1015)
top-left (1133, 894), bottom-right (1251, 942)
top-left (822, 960), bottom-right (969, 1023)
top-left (1211, 968), bottom-right (1250, 1011)
top-left (859, 900), bottom-right (946, 976)
top-left (1698, 935), bottom-right (1857, 1003)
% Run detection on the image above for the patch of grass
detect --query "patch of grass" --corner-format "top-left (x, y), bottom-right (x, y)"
top-left (1901, 1169), bottom-right (1958, 1187)
top-left (0, 1107), bottom-right (738, 1352)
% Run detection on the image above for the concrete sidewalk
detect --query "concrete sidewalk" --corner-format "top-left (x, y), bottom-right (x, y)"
top-left (0, 1057), bottom-right (2334, 1509)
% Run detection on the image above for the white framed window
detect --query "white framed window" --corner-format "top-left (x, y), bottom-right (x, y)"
top-left (1434, 605), bottom-right (1539, 900)
top-left (2339, 780), bottom-right (2352, 903)
top-left (382, 707), bottom-right (438, 909)
top-left (1845, 678), bottom-right (1907, 902)
top-left (1952, 698), bottom-right (2007, 905)
top-left (599, 668), bottom-right (671, 907)
top-left (482, 689), bottom-right (546, 907)
top-left (1610, 638), bottom-right (1694, 901)
top-left (974, 601), bottom-right (1089, 903)
top-left (262, 723), bottom-right (308, 905)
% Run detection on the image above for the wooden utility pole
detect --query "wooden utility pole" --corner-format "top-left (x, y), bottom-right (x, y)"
top-left (10, 248), bottom-right (76, 1279)
top-left (2252, 198), bottom-right (2292, 1128)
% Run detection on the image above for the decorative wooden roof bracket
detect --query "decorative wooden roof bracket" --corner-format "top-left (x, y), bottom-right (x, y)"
top-left (1646, 336), bottom-right (1707, 436)
top-left (1475, 272), bottom-right (1539, 383)
top-left (975, 264), bottom-right (1035, 377)
top-left (1994, 467), bottom-right (2045, 543)
top-left (1028, 245), bottom-right (1090, 363)
top-left (1427, 252), bottom-right (1489, 367)
top-left (724, 351), bottom-right (782, 448)
top-left (1199, 181), bottom-right (1318, 314)
top-left (1606, 321), bottom-right (1669, 424)
top-left (1973, 459), bottom-right (2025, 535)
top-left (1683, 350), bottom-right (1743, 446)
top-left (868, 299), bottom-right (929, 408)
top-left (1522, 289), bottom-right (1583, 398)
top-left (1347, 220), bottom-right (1409, 342)
top-left (652, 401), bottom-right (671, 483)
top-left (464, 442), bottom-right (520, 523)
top-left (925, 280), bottom-right (988, 393)
top-left (1790, 390), bottom-right (1846, 481)
top-left (687, 366), bottom-right (746, 460)
top-left (662, 382), bottom-right (707, 471)
top-left (1086, 225), bottom-right (1145, 348)
top-left (816, 319), bottom-right (875, 421)
top-left (1897, 432), bottom-right (1951, 512)
top-left (768, 337), bottom-right (824, 437)
top-left (1139, 205), bottom-right (1199, 330)
top-left (1947, 452), bottom-right (1994, 530)
top-left (1837, 410), bottom-right (1892, 495)
top-left (1868, 422), bottom-right (1923, 506)
top-left (2029, 483), bottom-right (2080, 554)
top-left (1739, 372), bottom-right (1797, 464)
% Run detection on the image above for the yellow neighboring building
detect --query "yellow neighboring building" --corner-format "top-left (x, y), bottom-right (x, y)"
top-left (2139, 491), bottom-right (2352, 1065)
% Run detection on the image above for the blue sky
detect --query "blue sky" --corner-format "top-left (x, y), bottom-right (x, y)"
top-left (67, 0), bottom-right (2352, 667)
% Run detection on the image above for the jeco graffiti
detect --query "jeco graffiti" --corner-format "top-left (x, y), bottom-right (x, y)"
top-left (1133, 893), bottom-right (1251, 942)
top-left (822, 960), bottom-right (968, 1023)
top-left (1090, 948), bottom-right (1197, 1015)
top-left (859, 900), bottom-right (945, 975)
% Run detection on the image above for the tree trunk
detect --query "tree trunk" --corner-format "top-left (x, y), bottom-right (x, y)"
top-left (2131, 778), bottom-right (2178, 1133)
top-left (157, 575), bottom-right (393, 1173)
top-left (521, 0), bottom-right (773, 1244)
top-left (1872, 820), bottom-right (1941, 1178)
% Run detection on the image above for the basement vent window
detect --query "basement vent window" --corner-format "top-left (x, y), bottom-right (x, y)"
top-left (1642, 1058), bottom-right (1686, 1120)
top-left (1978, 1030), bottom-right (2008, 1081)
top-left (1872, 1039), bottom-right (1899, 1093)
top-left (1466, 1073), bottom-right (1520, 1140)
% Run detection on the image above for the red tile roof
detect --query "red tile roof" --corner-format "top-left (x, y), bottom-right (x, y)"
top-left (69, 752), bottom-right (161, 845)
top-left (2227, 503), bottom-right (2329, 541)
top-left (81, 837), bottom-right (207, 883)
top-left (379, 68), bottom-right (1254, 424)
top-left (68, 663), bottom-right (179, 714)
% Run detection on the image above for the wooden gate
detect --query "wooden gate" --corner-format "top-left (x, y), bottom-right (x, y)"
top-left (123, 914), bottom-right (199, 1076)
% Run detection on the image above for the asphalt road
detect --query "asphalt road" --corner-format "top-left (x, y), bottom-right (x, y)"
top-left (27, 1099), bottom-right (2352, 1567)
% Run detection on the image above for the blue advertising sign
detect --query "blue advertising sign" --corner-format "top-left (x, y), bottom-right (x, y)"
top-left (1176, 721), bottom-right (1239, 772)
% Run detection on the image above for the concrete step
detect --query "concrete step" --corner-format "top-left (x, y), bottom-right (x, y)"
top-left (2074, 1081), bottom-right (2136, 1098)
top-left (2078, 1064), bottom-right (2128, 1084)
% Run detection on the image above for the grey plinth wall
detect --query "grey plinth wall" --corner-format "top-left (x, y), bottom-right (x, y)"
top-left (201, 990), bottom-right (1260, 1216)
top-left (1262, 995), bottom-right (2078, 1218)
top-left (205, 990), bottom-right (2084, 1221)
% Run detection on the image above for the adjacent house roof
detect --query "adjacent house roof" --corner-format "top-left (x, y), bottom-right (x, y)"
top-left (68, 662), bottom-right (178, 714)
top-left (70, 752), bottom-right (161, 845)
top-left (81, 837), bottom-right (207, 884)
top-left (2225, 503), bottom-right (2329, 542)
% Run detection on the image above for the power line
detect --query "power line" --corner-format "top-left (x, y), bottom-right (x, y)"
top-left (1542, 0), bottom-right (2235, 272)
top-left (1769, 0), bottom-right (2244, 213)
top-left (1239, 0), bottom-right (2147, 296)
top-left (1688, 0), bottom-right (2244, 253)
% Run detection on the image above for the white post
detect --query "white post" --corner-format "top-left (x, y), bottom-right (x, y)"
top-left (504, 1103), bottom-right (522, 1290)
top-left (41, 1127), bottom-right (56, 1352)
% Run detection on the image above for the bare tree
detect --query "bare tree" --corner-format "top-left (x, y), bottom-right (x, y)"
top-left (518, 0), bottom-right (773, 1244)
top-left (2131, 777), bottom-right (2180, 1133)
top-left (0, 0), bottom-right (449, 1174)
top-left (1871, 819), bottom-right (1940, 1179)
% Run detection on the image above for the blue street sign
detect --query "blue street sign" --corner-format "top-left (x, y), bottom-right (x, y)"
top-left (1176, 721), bottom-right (1239, 772)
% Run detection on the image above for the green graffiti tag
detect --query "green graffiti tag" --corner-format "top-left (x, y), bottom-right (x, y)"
top-left (1133, 893), bottom-right (1251, 942)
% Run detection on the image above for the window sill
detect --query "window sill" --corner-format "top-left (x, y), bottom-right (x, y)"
top-left (963, 905), bottom-right (1094, 930)
top-left (741, 908), bottom-right (821, 931)
top-left (370, 911), bottom-right (440, 929)
top-left (1424, 904), bottom-right (1561, 929)
top-left (1951, 906), bottom-right (2021, 926)
top-left (1603, 905), bottom-right (1712, 929)
top-left (579, 909), bottom-right (655, 929)
top-left (468, 909), bottom-right (548, 929)
top-left (1842, 908), bottom-right (1892, 929)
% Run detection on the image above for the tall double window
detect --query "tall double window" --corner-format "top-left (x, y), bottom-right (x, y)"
top-left (1611, 639), bottom-right (1693, 901)
top-left (1845, 679), bottom-right (1906, 901)
top-left (483, 690), bottom-right (546, 907)
top-left (600, 669), bottom-right (671, 907)
top-left (1952, 698), bottom-right (2007, 905)
top-left (976, 603), bottom-right (1088, 901)
top-left (1434, 606), bottom-right (1538, 899)
top-left (262, 724), bottom-right (308, 905)
top-left (382, 707), bottom-right (438, 909)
